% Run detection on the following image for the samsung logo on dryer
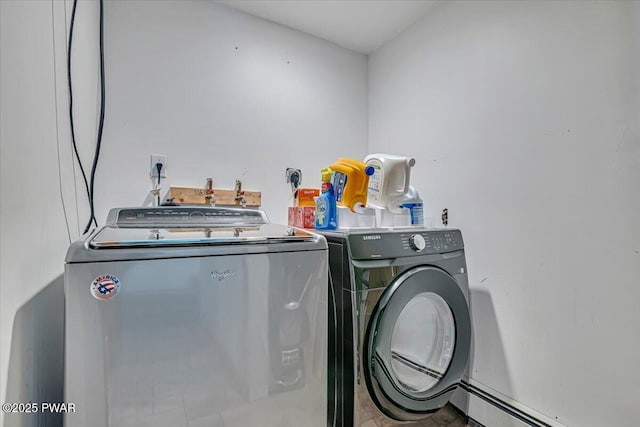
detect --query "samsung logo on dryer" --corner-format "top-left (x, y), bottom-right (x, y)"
top-left (362, 235), bottom-right (381, 241)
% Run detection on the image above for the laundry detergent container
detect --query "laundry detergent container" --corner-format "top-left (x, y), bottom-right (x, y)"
top-left (364, 153), bottom-right (415, 212)
top-left (329, 158), bottom-right (374, 213)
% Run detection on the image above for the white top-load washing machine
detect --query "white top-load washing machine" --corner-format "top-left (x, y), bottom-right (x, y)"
top-left (64, 206), bottom-right (328, 427)
top-left (320, 229), bottom-right (471, 427)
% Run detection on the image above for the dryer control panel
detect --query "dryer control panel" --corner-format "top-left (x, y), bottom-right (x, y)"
top-left (346, 229), bottom-right (463, 260)
top-left (401, 231), bottom-right (461, 253)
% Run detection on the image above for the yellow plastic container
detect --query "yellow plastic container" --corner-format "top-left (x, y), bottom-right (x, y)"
top-left (329, 158), bottom-right (375, 212)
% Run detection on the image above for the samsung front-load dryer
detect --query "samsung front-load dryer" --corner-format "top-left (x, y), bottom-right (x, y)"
top-left (64, 207), bottom-right (328, 427)
top-left (322, 229), bottom-right (471, 427)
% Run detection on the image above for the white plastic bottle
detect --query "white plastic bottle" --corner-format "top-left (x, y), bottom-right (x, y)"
top-left (364, 154), bottom-right (415, 212)
top-left (400, 186), bottom-right (424, 226)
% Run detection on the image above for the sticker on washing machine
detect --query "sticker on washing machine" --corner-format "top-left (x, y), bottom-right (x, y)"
top-left (90, 274), bottom-right (121, 300)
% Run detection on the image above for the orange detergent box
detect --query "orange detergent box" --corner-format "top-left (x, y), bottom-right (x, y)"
top-left (295, 188), bottom-right (320, 207)
top-left (288, 206), bottom-right (315, 229)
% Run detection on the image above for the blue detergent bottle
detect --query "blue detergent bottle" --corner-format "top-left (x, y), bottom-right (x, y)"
top-left (315, 168), bottom-right (337, 230)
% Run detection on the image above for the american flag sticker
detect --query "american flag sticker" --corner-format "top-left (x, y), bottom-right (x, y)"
top-left (90, 274), bottom-right (121, 300)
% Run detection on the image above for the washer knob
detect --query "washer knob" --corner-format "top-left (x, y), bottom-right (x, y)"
top-left (409, 234), bottom-right (426, 252)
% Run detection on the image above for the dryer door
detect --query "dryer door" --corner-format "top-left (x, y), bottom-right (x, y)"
top-left (363, 265), bottom-right (471, 421)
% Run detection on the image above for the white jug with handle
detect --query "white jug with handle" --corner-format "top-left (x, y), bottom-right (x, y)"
top-left (364, 153), bottom-right (415, 213)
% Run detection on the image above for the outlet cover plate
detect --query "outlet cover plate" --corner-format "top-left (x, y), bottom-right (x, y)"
top-left (151, 154), bottom-right (168, 178)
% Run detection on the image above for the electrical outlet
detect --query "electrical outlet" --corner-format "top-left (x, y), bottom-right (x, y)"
top-left (150, 154), bottom-right (168, 178)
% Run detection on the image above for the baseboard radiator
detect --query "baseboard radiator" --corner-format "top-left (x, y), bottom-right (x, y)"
top-left (458, 380), bottom-right (568, 427)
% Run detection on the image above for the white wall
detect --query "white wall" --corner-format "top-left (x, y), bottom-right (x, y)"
top-left (369, 1), bottom-right (640, 426)
top-left (99, 1), bottom-right (367, 224)
top-left (0, 1), bottom-right (367, 424)
top-left (1, 1), bottom-right (78, 425)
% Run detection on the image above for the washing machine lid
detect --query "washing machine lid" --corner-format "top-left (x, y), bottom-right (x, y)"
top-left (363, 265), bottom-right (471, 421)
top-left (89, 206), bottom-right (315, 248)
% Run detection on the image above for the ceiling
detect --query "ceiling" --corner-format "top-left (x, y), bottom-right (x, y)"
top-left (219, 0), bottom-right (440, 54)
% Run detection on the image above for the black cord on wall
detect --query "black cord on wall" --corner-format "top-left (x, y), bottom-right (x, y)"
top-left (85, 0), bottom-right (106, 234)
top-left (67, 0), bottom-right (106, 234)
top-left (156, 163), bottom-right (163, 206)
top-left (67, 0), bottom-right (95, 232)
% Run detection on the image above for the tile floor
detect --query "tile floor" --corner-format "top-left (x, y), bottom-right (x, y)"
top-left (362, 403), bottom-right (471, 427)
top-left (356, 374), bottom-right (472, 427)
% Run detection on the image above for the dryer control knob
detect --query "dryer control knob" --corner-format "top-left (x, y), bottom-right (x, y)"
top-left (409, 234), bottom-right (426, 252)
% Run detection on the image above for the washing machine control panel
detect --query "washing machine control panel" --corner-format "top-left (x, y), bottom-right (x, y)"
top-left (112, 207), bottom-right (267, 228)
top-left (347, 229), bottom-right (463, 260)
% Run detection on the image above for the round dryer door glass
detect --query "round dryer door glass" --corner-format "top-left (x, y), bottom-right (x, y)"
top-left (363, 266), bottom-right (471, 420)
top-left (390, 292), bottom-right (455, 392)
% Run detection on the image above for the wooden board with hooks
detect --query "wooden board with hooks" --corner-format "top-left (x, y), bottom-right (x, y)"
top-left (164, 186), bottom-right (261, 207)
